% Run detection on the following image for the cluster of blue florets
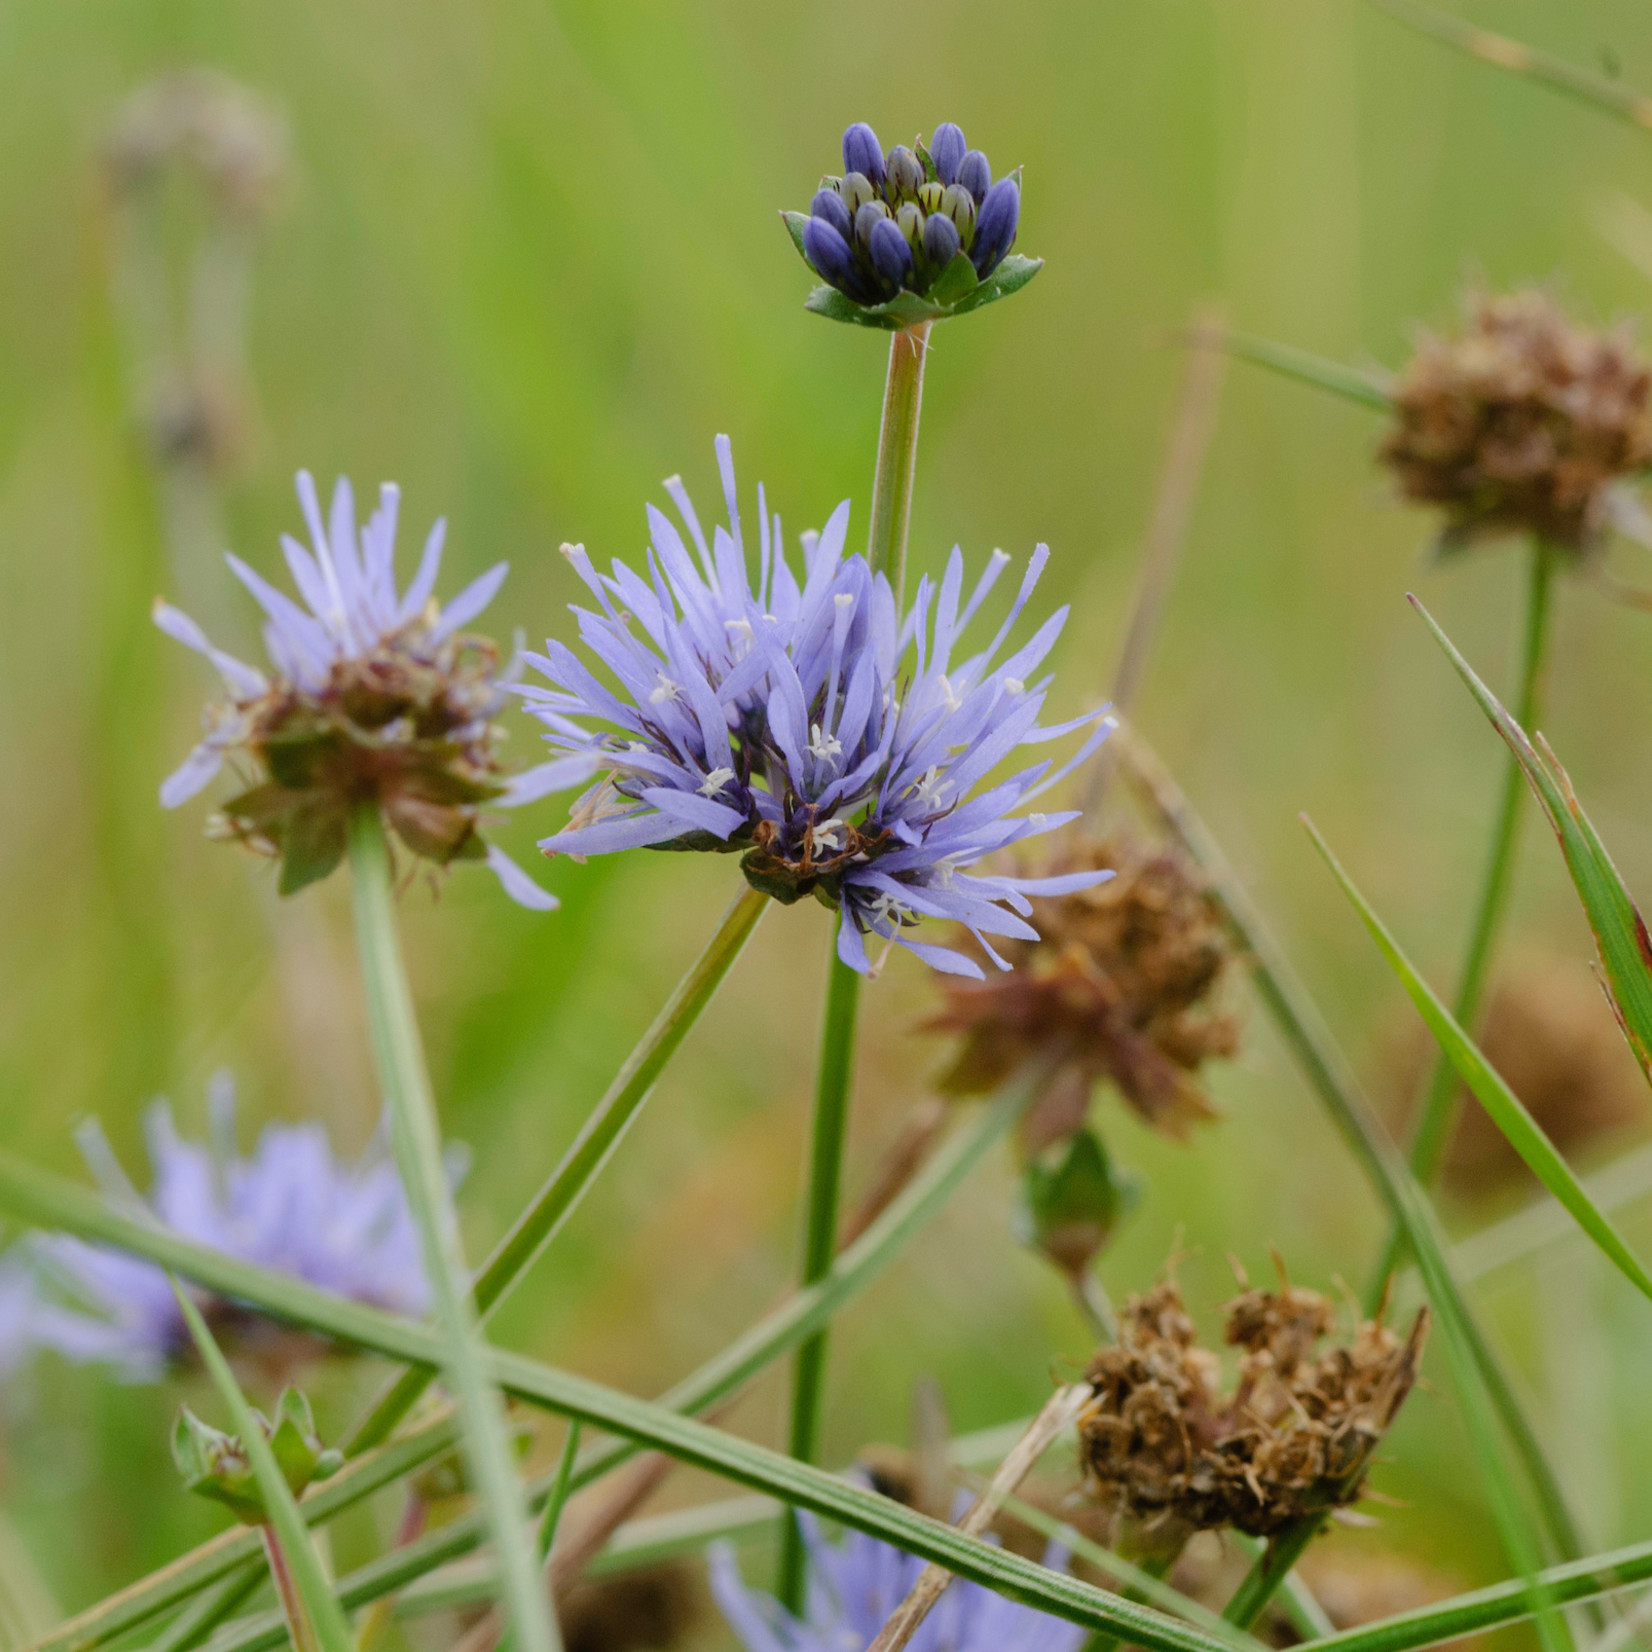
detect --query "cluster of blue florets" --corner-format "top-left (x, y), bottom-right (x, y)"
top-left (802, 122), bottom-right (1021, 306)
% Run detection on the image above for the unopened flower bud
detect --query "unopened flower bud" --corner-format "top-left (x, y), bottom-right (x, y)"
top-left (940, 183), bottom-right (976, 248)
top-left (929, 122), bottom-right (967, 186)
top-left (895, 200), bottom-right (925, 251)
top-left (803, 216), bottom-right (855, 287)
top-left (171, 1387), bottom-right (341, 1525)
top-left (839, 170), bottom-right (876, 217)
top-left (886, 144), bottom-right (924, 203)
top-left (917, 180), bottom-right (945, 215)
top-left (810, 186), bottom-right (852, 242)
top-left (841, 122), bottom-right (887, 191)
top-left (956, 149), bottom-right (992, 205)
top-left (921, 211), bottom-right (960, 267)
top-left (854, 198), bottom-right (891, 247)
top-left (868, 216), bottom-right (914, 288)
top-left (971, 177), bottom-right (1019, 277)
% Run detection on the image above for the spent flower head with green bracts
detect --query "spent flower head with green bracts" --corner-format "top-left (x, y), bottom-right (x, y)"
top-left (172, 1386), bottom-right (341, 1524)
top-left (520, 437), bottom-right (1115, 978)
top-left (783, 121), bottom-right (1041, 330)
top-left (155, 469), bottom-right (570, 906)
top-left (26, 1075), bottom-right (446, 1379)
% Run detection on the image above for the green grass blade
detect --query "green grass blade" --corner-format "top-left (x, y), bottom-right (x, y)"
top-left (1116, 729), bottom-right (1590, 1578)
top-left (0, 1125), bottom-right (1236, 1650)
top-left (1413, 595), bottom-right (1652, 1081)
top-left (1368, 0), bottom-right (1652, 132)
top-left (535, 1423), bottom-right (581, 1564)
top-left (13, 1072), bottom-right (1036, 1651)
top-left (1202, 328), bottom-right (1394, 411)
top-left (1305, 817), bottom-right (1652, 1306)
top-left (1302, 820), bottom-right (1573, 1652)
top-left (169, 1285), bottom-right (353, 1652)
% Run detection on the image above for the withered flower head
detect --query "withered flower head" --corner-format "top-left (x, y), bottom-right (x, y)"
top-left (1381, 289), bottom-right (1652, 554)
top-left (104, 70), bottom-right (288, 225)
top-left (1077, 1278), bottom-right (1428, 1555)
top-left (156, 470), bottom-right (571, 905)
top-left (927, 835), bottom-right (1239, 1142)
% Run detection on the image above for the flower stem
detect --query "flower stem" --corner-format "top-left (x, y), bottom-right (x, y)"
top-left (1221, 1525), bottom-right (1315, 1632)
top-left (777, 934), bottom-right (863, 1612)
top-left (1367, 539), bottom-right (1556, 1302)
top-left (259, 1530), bottom-right (320, 1652)
top-left (867, 323), bottom-right (931, 604)
top-left (345, 883), bottom-right (769, 1455)
top-left (345, 806), bottom-right (559, 1652)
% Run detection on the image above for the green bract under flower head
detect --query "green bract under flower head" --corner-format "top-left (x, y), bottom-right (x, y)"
top-left (783, 120), bottom-right (1041, 331)
top-left (172, 1387), bottom-right (341, 1525)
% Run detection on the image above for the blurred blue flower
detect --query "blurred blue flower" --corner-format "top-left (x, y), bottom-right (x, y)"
top-left (155, 469), bottom-right (566, 906)
top-left (518, 438), bottom-right (1113, 978)
top-left (708, 1509), bottom-right (1085, 1652)
top-left (28, 1074), bottom-right (447, 1380)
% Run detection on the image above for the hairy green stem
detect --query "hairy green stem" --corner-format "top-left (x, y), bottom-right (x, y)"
top-left (867, 324), bottom-right (930, 603)
top-left (778, 938), bottom-right (863, 1611)
top-left (1116, 732), bottom-right (1590, 1611)
top-left (346, 883), bottom-right (767, 1456)
top-left (1369, 540), bottom-right (1556, 1300)
top-left (346, 807), bottom-right (558, 1652)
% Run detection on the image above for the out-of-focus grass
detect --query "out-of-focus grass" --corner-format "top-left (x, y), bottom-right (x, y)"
top-left (7, 0), bottom-right (1652, 1623)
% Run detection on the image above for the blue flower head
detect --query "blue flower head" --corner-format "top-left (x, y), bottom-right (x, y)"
top-left (709, 1509), bottom-right (1085, 1652)
top-left (784, 122), bottom-right (1040, 331)
top-left (518, 438), bottom-right (1114, 979)
top-left (155, 470), bottom-right (566, 908)
top-left (26, 1074), bottom-right (448, 1380)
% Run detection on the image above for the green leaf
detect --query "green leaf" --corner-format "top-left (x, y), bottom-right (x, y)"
top-left (928, 251), bottom-right (979, 307)
top-left (278, 802), bottom-right (349, 895)
top-left (170, 1284), bottom-right (354, 1652)
top-left (1016, 1128), bottom-right (1140, 1280)
top-left (946, 253), bottom-right (1044, 317)
top-left (1213, 328), bottom-right (1394, 412)
top-left (779, 209), bottom-right (811, 266)
top-left (1304, 815), bottom-right (1652, 1306)
top-left (800, 255), bottom-right (1042, 329)
top-left (1414, 594), bottom-right (1652, 1081)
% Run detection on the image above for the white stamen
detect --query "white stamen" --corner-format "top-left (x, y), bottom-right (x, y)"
top-left (834, 592), bottom-right (853, 610)
top-left (649, 672), bottom-right (682, 705)
top-left (699, 766), bottom-right (735, 797)
top-left (814, 817), bottom-right (849, 852)
top-left (808, 722), bottom-right (843, 763)
top-left (912, 766), bottom-right (949, 810)
top-left (1004, 677), bottom-right (1025, 695)
top-left (940, 675), bottom-right (962, 713)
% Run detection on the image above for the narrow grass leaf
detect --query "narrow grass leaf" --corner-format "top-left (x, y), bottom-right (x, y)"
top-left (1303, 818), bottom-right (1571, 1652)
top-left (1413, 595), bottom-right (1652, 1083)
top-left (168, 1284), bottom-right (353, 1652)
top-left (1205, 329), bottom-right (1393, 411)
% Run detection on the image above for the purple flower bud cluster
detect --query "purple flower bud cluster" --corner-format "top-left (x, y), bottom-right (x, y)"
top-left (801, 121), bottom-right (1022, 306)
top-left (16, 1076), bottom-right (444, 1380)
top-left (517, 438), bottom-right (1113, 979)
top-left (709, 1503), bottom-right (1085, 1652)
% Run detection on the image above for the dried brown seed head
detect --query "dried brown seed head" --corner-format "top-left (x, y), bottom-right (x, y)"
top-left (1381, 289), bottom-right (1652, 554)
top-left (1078, 1278), bottom-right (1428, 1547)
top-left (927, 835), bottom-right (1239, 1144)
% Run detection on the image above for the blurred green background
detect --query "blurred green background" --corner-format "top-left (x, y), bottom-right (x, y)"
top-left (9, 0), bottom-right (1652, 1637)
